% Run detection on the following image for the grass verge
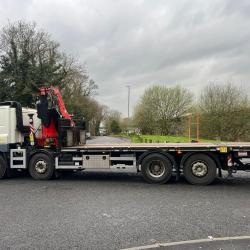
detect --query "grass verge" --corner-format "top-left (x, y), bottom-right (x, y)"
top-left (115, 134), bottom-right (220, 143)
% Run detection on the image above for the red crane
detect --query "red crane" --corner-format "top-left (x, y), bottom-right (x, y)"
top-left (36, 86), bottom-right (83, 148)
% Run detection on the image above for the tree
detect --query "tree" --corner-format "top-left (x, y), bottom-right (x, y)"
top-left (104, 110), bottom-right (122, 134)
top-left (133, 85), bottom-right (193, 135)
top-left (85, 99), bottom-right (107, 136)
top-left (120, 117), bottom-right (134, 133)
top-left (110, 120), bottom-right (122, 134)
top-left (0, 21), bottom-right (98, 108)
top-left (0, 21), bottom-right (67, 106)
top-left (0, 20), bottom-right (101, 134)
top-left (199, 83), bottom-right (250, 141)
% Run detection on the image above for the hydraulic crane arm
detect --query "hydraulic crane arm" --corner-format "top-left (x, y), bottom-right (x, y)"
top-left (36, 86), bottom-right (85, 148)
top-left (39, 86), bottom-right (74, 126)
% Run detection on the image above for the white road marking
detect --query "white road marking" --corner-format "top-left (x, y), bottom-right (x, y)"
top-left (122, 236), bottom-right (250, 250)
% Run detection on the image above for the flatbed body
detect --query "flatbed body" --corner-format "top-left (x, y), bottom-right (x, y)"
top-left (62, 142), bottom-right (250, 153)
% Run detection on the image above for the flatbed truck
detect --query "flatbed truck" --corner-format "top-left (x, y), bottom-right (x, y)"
top-left (1, 87), bottom-right (250, 185)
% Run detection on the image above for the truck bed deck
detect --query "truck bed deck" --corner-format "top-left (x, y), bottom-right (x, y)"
top-left (62, 142), bottom-right (250, 152)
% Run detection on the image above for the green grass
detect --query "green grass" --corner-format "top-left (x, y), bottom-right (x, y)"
top-left (116, 134), bottom-right (220, 143)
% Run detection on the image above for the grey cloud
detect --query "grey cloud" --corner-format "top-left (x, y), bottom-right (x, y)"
top-left (0, 0), bottom-right (249, 115)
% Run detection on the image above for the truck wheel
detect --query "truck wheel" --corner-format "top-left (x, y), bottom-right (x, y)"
top-left (183, 154), bottom-right (217, 185)
top-left (29, 153), bottom-right (54, 180)
top-left (141, 153), bottom-right (172, 184)
top-left (0, 155), bottom-right (7, 179)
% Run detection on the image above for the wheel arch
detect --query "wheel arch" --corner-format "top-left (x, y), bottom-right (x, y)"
top-left (28, 149), bottom-right (56, 165)
top-left (180, 151), bottom-right (222, 170)
top-left (137, 150), bottom-right (177, 170)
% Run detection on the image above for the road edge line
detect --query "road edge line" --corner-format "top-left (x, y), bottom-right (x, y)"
top-left (122, 235), bottom-right (250, 250)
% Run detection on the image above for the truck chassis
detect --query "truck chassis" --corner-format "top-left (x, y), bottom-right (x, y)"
top-left (2, 142), bottom-right (250, 185)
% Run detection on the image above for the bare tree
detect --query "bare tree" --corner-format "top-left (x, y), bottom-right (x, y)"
top-left (199, 83), bottom-right (250, 141)
top-left (104, 110), bottom-right (122, 134)
top-left (133, 85), bottom-right (193, 135)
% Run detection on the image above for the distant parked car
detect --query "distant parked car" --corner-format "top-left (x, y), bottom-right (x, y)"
top-left (99, 129), bottom-right (107, 136)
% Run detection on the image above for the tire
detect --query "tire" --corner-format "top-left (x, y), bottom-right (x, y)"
top-left (183, 154), bottom-right (217, 185)
top-left (0, 155), bottom-right (7, 179)
top-left (141, 153), bottom-right (172, 184)
top-left (29, 153), bottom-right (54, 180)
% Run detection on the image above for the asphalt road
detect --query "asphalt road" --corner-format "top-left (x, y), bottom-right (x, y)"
top-left (1, 136), bottom-right (250, 250)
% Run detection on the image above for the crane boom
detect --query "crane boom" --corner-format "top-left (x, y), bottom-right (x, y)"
top-left (36, 86), bottom-right (84, 147)
top-left (39, 86), bottom-right (74, 125)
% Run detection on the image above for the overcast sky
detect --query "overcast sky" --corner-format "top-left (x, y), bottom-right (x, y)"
top-left (0, 0), bottom-right (250, 116)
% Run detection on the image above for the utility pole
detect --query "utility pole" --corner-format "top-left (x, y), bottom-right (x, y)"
top-left (126, 85), bottom-right (131, 119)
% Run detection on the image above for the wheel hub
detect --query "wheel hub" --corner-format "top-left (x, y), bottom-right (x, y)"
top-left (35, 160), bottom-right (48, 174)
top-left (191, 161), bottom-right (208, 177)
top-left (148, 161), bottom-right (165, 178)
